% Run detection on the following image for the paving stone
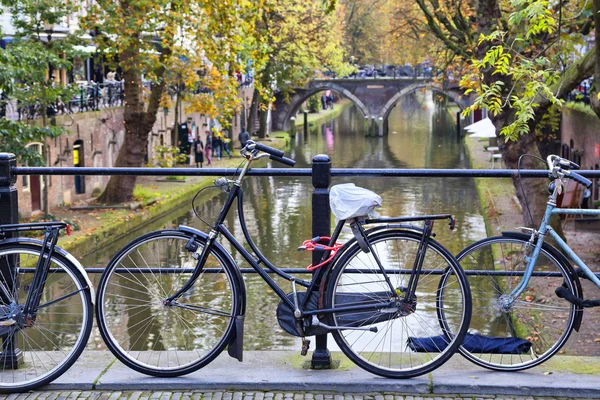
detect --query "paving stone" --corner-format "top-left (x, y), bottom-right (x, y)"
top-left (46, 392), bottom-right (61, 400)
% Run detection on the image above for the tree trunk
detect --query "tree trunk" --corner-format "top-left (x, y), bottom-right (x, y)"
top-left (97, 42), bottom-right (164, 204)
top-left (172, 88), bottom-right (182, 147)
top-left (497, 119), bottom-right (563, 236)
top-left (246, 88), bottom-right (259, 135)
top-left (97, 120), bottom-right (151, 203)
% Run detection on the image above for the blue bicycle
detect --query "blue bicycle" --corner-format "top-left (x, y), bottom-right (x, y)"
top-left (439, 154), bottom-right (595, 371)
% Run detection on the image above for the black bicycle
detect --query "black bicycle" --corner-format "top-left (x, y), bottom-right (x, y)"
top-left (0, 223), bottom-right (94, 392)
top-left (96, 141), bottom-right (471, 379)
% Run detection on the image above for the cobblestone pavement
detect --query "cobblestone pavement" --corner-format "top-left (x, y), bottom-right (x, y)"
top-left (0, 391), bottom-right (591, 400)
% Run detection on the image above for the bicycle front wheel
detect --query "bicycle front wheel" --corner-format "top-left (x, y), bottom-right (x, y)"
top-left (96, 230), bottom-right (242, 377)
top-left (441, 236), bottom-right (578, 371)
top-left (325, 229), bottom-right (471, 378)
top-left (0, 244), bottom-right (93, 393)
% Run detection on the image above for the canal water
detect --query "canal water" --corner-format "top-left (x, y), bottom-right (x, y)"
top-left (84, 91), bottom-right (486, 351)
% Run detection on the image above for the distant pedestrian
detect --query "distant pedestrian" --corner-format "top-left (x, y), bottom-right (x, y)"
top-left (321, 94), bottom-right (327, 110)
top-left (222, 136), bottom-right (232, 158)
top-left (205, 130), bottom-right (212, 166)
top-left (212, 130), bottom-right (222, 160)
top-left (239, 129), bottom-right (250, 148)
top-left (325, 90), bottom-right (333, 109)
top-left (192, 132), bottom-right (204, 168)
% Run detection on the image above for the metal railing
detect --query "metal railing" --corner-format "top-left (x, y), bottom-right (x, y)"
top-left (2, 152), bottom-right (600, 368)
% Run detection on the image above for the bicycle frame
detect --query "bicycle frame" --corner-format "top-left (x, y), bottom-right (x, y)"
top-left (0, 224), bottom-right (69, 318)
top-left (165, 156), bottom-right (447, 319)
top-left (509, 190), bottom-right (600, 300)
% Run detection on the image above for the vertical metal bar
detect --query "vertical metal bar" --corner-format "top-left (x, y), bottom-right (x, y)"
top-left (311, 154), bottom-right (332, 369)
top-left (0, 153), bottom-right (22, 368)
top-left (290, 117), bottom-right (296, 138)
top-left (303, 110), bottom-right (308, 136)
top-left (456, 111), bottom-right (461, 142)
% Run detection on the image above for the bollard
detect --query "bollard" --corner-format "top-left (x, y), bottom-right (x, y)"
top-left (290, 117), bottom-right (296, 138)
top-left (311, 154), bottom-right (332, 369)
top-left (303, 110), bottom-right (308, 135)
top-left (0, 153), bottom-right (22, 369)
top-left (378, 117), bottom-right (384, 137)
top-left (456, 111), bottom-right (461, 142)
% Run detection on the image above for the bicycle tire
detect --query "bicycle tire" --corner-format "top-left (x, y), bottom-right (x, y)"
top-left (96, 230), bottom-right (242, 377)
top-left (324, 229), bottom-right (471, 378)
top-left (0, 243), bottom-right (93, 393)
top-left (439, 235), bottom-right (579, 371)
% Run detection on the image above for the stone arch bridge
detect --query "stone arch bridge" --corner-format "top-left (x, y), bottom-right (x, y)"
top-left (272, 78), bottom-right (470, 134)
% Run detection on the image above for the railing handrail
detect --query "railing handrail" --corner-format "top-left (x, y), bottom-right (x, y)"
top-left (11, 166), bottom-right (600, 178)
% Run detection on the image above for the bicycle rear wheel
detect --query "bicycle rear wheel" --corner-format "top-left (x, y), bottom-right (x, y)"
top-left (0, 243), bottom-right (93, 393)
top-left (440, 236), bottom-right (578, 371)
top-left (325, 229), bottom-right (471, 378)
top-left (96, 230), bottom-right (242, 377)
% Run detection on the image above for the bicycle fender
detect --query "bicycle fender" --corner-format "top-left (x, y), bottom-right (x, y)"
top-left (177, 226), bottom-right (247, 360)
top-left (0, 237), bottom-right (95, 304)
top-left (500, 231), bottom-right (584, 331)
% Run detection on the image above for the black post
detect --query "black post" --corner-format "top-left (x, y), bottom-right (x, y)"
top-left (456, 111), bottom-right (461, 142)
top-left (311, 154), bottom-right (332, 369)
top-left (303, 110), bottom-right (308, 135)
top-left (0, 153), bottom-right (22, 368)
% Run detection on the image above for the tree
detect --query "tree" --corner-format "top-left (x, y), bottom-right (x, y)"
top-left (0, 0), bottom-right (77, 215)
top-left (84, 0), bottom-right (249, 203)
top-left (245, 0), bottom-right (353, 137)
top-left (341, 0), bottom-right (443, 68)
top-left (414, 0), bottom-right (594, 228)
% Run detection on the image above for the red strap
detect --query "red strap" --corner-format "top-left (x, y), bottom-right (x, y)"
top-left (301, 237), bottom-right (343, 271)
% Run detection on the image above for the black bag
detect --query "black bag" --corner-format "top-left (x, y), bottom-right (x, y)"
top-left (276, 290), bottom-right (398, 337)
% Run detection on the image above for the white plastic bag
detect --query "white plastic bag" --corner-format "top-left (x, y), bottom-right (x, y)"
top-left (330, 183), bottom-right (382, 221)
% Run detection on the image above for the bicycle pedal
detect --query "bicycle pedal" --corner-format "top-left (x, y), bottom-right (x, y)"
top-left (301, 338), bottom-right (310, 356)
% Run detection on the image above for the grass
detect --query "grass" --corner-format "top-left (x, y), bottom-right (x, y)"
top-left (166, 176), bottom-right (186, 181)
top-left (565, 101), bottom-right (597, 117)
top-left (133, 184), bottom-right (159, 205)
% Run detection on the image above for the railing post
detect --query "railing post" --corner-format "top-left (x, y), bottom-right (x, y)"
top-left (289, 117), bottom-right (296, 138)
top-left (0, 153), bottom-right (22, 369)
top-left (303, 110), bottom-right (308, 135)
top-left (456, 111), bottom-right (461, 142)
top-left (311, 154), bottom-right (332, 369)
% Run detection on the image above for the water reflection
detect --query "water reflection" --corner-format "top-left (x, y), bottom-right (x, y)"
top-left (85, 91), bottom-right (486, 351)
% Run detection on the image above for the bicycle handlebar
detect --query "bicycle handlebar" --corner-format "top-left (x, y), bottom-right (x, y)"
top-left (547, 155), bottom-right (591, 188)
top-left (254, 143), bottom-right (284, 158)
top-left (269, 154), bottom-right (296, 167)
top-left (568, 171), bottom-right (592, 188)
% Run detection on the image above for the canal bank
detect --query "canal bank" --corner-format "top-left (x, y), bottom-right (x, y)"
top-left (51, 140), bottom-right (287, 258)
top-left (51, 101), bottom-right (354, 258)
top-left (463, 136), bottom-right (521, 236)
